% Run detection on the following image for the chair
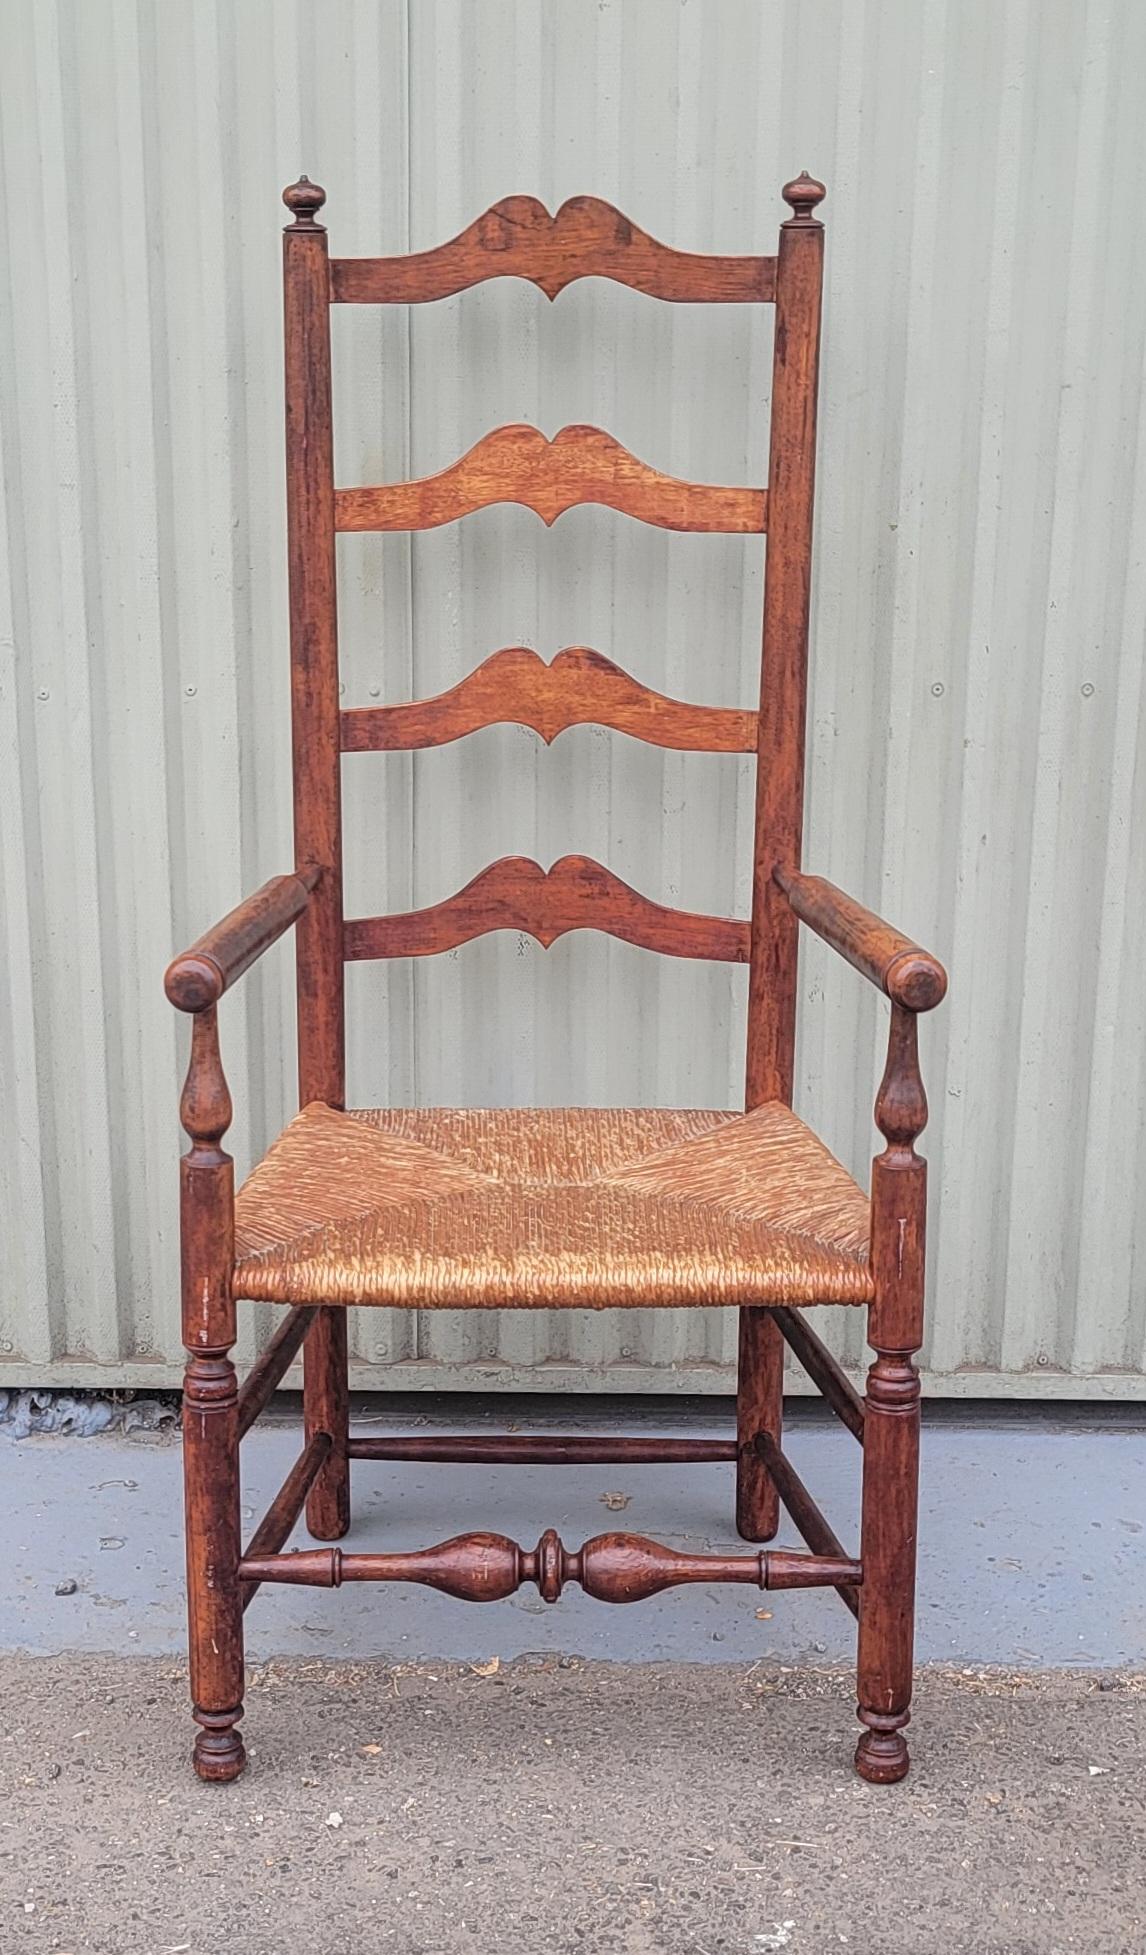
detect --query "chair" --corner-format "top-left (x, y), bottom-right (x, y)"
top-left (166, 172), bottom-right (946, 1787)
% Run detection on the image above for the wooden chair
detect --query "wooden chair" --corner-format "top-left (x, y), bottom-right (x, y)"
top-left (166, 172), bottom-right (946, 1787)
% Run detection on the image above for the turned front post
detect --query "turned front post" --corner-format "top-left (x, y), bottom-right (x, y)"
top-left (855, 1002), bottom-right (928, 1784)
top-left (179, 1006), bottom-right (246, 1782)
top-left (283, 176), bottom-right (350, 1540)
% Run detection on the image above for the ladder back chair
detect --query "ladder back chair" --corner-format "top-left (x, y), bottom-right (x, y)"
top-left (166, 172), bottom-right (947, 1786)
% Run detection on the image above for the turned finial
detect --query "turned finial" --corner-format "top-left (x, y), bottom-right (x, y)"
top-left (283, 175), bottom-right (326, 227)
top-left (179, 1006), bottom-right (233, 1153)
top-left (874, 1003), bottom-right (928, 1154)
top-left (782, 171), bottom-right (827, 223)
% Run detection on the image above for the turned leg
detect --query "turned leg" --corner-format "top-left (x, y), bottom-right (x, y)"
top-left (855, 1348), bottom-right (920, 1783)
top-left (178, 1003), bottom-right (245, 1782)
top-left (184, 1344), bottom-right (246, 1782)
top-left (855, 1000), bottom-right (927, 1785)
top-left (736, 1306), bottom-right (783, 1541)
top-left (305, 1306), bottom-right (350, 1540)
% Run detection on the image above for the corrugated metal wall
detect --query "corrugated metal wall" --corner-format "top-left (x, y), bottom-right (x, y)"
top-left (2, 0), bottom-right (1144, 1396)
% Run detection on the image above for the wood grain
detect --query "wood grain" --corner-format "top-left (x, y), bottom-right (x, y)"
top-left (238, 1533), bottom-right (861, 1604)
top-left (856, 1001), bottom-right (929, 1784)
top-left (772, 1305), bottom-right (865, 1443)
top-left (335, 425), bottom-right (767, 535)
top-left (754, 1432), bottom-right (860, 1618)
top-left (165, 869), bottom-right (318, 1012)
top-left (343, 854), bottom-right (751, 963)
top-left (169, 168), bottom-right (953, 1792)
top-left (340, 646), bottom-right (757, 754)
top-left (283, 179), bottom-right (350, 1543)
top-left (745, 176), bottom-right (826, 1108)
top-left (346, 1435), bottom-right (738, 1465)
top-left (775, 866), bottom-right (947, 1011)
top-left (329, 195), bottom-right (776, 305)
top-left (236, 1305), bottom-right (317, 1441)
top-left (178, 1004), bottom-right (245, 1783)
top-left (735, 1307), bottom-right (783, 1542)
top-left (240, 1432), bottom-right (332, 1611)
top-left (735, 175), bottom-right (827, 1621)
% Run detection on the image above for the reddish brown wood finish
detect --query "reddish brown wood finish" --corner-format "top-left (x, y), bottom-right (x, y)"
top-left (165, 869), bottom-right (319, 1012)
top-left (774, 868), bottom-right (947, 1011)
top-left (178, 1007), bottom-right (245, 1782)
top-left (240, 1432), bottom-right (332, 1610)
top-left (343, 855), bottom-right (751, 963)
top-left (239, 1534), bottom-right (861, 1604)
top-left (330, 196), bottom-right (777, 305)
top-left (772, 1307), bottom-right (865, 1443)
top-left (855, 1003), bottom-right (928, 1783)
top-left (284, 179), bottom-right (344, 1108)
top-left (346, 1434), bottom-right (738, 1465)
top-left (335, 425), bottom-right (766, 535)
top-left (340, 646), bottom-right (757, 754)
top-left (754, 1431), bottom-right (860, 1618)
top-left (168, 170), bottom-right (950, 1791)
top-left (237, 1305), bottom-right (318, 1440)
top-left (734, 173), bottom-right (826, 1635)
top-left (283, 177), bottom-right (350, 1542)
top-left (302, 1305), bottom-right (350, 1541)
top-left (735, 1308), bottom-right (783, 1541)
top-left (745, 175), bottom-right (826, 1108)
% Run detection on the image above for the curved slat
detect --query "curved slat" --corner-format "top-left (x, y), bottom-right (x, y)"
top-left (340, 647), bottom-right (757, 754)
top-left (343, 855), bottom-right (750, 963)
top-left (330, 195), bottom-right (776, 305)
top-left (334, 425), bottom-right (767, 535)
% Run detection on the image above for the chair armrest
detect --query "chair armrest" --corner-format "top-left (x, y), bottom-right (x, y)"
top-left (165, 866), bottom-right (320, 1012)
top-left (774, 866), bottom-right (947, 1012)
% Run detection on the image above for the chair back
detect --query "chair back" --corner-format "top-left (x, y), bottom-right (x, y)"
top-left (282, 174), bottom-right (825, 1111)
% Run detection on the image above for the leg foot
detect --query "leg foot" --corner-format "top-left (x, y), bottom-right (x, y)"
top-left (855, 1712), bottom-right (910, 1784)
top-left (193, 1706), bottom-right (247, 1783)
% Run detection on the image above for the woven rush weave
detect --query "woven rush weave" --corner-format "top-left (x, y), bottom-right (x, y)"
top-left (232, 1102), bottom-right (873, 1309)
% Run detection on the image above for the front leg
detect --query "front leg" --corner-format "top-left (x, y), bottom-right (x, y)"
top-left (855, 1002), bottom-right (927, 1784)
top-left (179, 1006), bottom-right (246, 1781)
top-left (184, 1341), bottom-right (246, 1781)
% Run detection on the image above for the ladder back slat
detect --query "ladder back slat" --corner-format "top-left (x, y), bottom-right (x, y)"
top-left (334, 425), bottom-right (767, 535)
top-left (343, 856), bottom-right (751, 963)
top-left (329, 196), bottom-right (776, 306)
top-left (340, 647), bottom-right (757, 754)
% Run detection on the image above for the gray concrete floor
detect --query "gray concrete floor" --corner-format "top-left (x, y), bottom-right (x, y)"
top-left (4, 1398), bottom-right (1144, 1667)
top-left (3, 1399), bottom-right (1144, 1953)
top-left (2, 1654), bottom-right (1143, 1954)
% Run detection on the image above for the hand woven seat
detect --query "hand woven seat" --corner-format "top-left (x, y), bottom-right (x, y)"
top-left (232, 1102), bottom-right (873, 1310)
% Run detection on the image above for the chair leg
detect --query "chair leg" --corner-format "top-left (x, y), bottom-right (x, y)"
top-left (854, 1347), bottom-right (920, 1783)
top-left (183, 1342), bottom-right (246, 1782)
top-left (304, 1305), bottom-right (350, 1540)
top-left (735, 1306), bottom-right (782, 1541)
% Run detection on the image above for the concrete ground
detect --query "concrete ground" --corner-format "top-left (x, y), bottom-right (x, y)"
top-left (2, 1397), bottom-right (1144, 1952)
top-left (2, 1655), bottom-right (1143, 1954)
top-left (4, 1397), bottom-right (1145, 1667)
